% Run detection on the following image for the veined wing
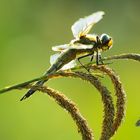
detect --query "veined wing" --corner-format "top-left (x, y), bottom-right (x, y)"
top-left (71, 11), bottom-right (105, 38)
top-left (72, 43), bottom-right (93, 49)
top-left (51, 43), bottom-right (92, 52)
top-left (50, 53), bottom-right (77, 70)
top-left (50, 53), bottom-right (60, 65)
top-left (61, 60), bottom-right (77, 70)
top-left (50, 43), bottom-right (94, 70)
top-left (52, 44), bottom-right (70, 52)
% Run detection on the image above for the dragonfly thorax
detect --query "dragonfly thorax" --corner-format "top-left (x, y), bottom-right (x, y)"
top-left (75, 35), bottom-right (96, 45)
top-left (71, 33), bottom-right (113, 53)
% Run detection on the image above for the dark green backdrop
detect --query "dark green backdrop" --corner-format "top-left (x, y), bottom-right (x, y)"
top-left (0, 0), bottom-right (140, 139)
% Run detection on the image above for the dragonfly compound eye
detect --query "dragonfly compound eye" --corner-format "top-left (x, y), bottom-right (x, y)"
top-left (100, 34), bottom-right (113, 51)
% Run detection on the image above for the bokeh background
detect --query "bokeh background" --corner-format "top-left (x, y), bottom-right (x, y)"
top-left (0, 0), bottom-right (140, 139)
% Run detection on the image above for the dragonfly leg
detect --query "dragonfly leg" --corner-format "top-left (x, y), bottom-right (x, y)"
top-left (77, 53), bottom-right (93, 72)
top-left (96, 51), bottom-right (105, 65)
top-left (90, 52), bottom-right (94, 62)
top-left (96, 51), bottom-right (99, 65)
top-left (99, 54), bottom-right (104, 64)
top-left (98, 54), bottom-right (113, 65)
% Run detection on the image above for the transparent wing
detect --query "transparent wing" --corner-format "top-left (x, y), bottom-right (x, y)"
top-left (50, 53), bottom-right (77, 70)
top-left (71, 11), bottom-right (105, 38)
top-left (73, 43), bottom-right (93, 49)
top-left (50, 53), bottom-right (60, 65)
top-left (52, 44), bottom-right (70, 52)
top-left (61, 60), bottom-right (77, 70)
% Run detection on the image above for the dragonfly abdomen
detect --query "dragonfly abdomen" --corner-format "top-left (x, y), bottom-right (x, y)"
top-left (47, 48), bottom-right (77, 75)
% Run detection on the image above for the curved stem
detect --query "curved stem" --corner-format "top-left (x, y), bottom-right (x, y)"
top-left (103, 53), bottom-right (140, 62)
top-left (91, 65), bottom-right (126, 136)
top-left (0, 53), bottom-right (139, 94)
top-left (34, 71), bottom-right (115, 140)
top-left (25, 85), bottom-right (93, 140)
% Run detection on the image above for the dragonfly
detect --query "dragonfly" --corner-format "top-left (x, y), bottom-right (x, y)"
top-left (20, 11), bottom-right (113, 101)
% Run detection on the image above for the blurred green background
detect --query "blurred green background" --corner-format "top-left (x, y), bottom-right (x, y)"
top-left (0, 0), bottom-right (140, 139)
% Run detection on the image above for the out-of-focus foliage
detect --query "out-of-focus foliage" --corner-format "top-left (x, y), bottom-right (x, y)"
top-left (0, 0), bottom-right (140, 139)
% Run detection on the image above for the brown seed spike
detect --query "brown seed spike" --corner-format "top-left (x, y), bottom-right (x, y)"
top-left (91, 65), bottom-right (126, 136)
top-left (26, 84), bottom-right (94, 140)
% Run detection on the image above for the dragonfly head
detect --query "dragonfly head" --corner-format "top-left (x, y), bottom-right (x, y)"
top-left (100, 34), bottom-right (113, 51)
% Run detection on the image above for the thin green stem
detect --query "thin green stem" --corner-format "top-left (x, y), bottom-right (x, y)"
top-left (0, 76), bottom-right (44, 94)
top-left (0, 53), bottom-right (139, 94)
top-left (103, 53), bottom-right (140, 62)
